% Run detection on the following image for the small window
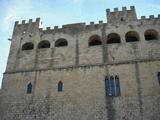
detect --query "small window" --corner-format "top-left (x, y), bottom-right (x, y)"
top-left (121, 18), bottom-right (124, 21)
top-left (89, 35), bottom-right (102, 46)
top-left (107, 33), bottom-right (121, 44)
top-left (125, 31), bottom-right (139, 42)
top-left (157, 72), bottom-right (160, 85)
top-left (55, 39), bottom-right (68, 47)
top-left (38, 40), bottom-right (50, 49)
top-left (22, 42), bottom-right (34, 50)
top-left (27, 83), bottom-right (32, 94)
top-left (58, 81), bottom-right (63, 92)
top-left (145, 29), bottom-right (158, 40)
top-left (105, 75), bottom-right (120, 96)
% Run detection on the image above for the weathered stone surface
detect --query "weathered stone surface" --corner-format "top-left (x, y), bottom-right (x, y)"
top-left (0, 6), bottom-right (160, 120)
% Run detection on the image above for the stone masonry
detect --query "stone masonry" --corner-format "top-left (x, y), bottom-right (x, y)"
top-left (0, 6), bottom-right (160, 120)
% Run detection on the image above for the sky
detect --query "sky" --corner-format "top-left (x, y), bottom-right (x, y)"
top-left (0, 0), bottom-right (160, 88)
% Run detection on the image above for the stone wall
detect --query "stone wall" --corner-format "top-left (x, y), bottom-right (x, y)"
top-left (4, 6), bottom-right (160, 73)
top-left (1, 61), bottom-right (160, 120)
top-left (1, 6), bottom-right (160, 120)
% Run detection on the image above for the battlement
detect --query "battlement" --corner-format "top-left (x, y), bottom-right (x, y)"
top-left (40, 21), bottom-right (105, 33)
top-left (15, 18), bottom-right (40, 26)
top-left (106, 6), bottom-right (135, 13)
top-left (140, 14), bottom-right (160, 20)
top-left (12, 6), bottom-right (160, 36)
top-left (106, 6), bottom-right (137, 24)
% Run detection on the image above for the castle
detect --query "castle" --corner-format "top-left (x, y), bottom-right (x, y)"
top-left (0, 6), bottom-right (160, 120)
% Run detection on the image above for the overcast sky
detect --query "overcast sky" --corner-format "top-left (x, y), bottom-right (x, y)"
top-left (0, 0), bottom-right (160, 88)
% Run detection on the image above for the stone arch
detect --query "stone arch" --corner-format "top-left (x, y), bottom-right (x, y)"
top-left (107, 33), bottom-right (121, 44)
top-left (125, 31), bottom-right (139, 42)
top-left (55, 38), bottom-right (68, 47)
top-left (89, 35), bottom-right (102, 46)
top-left (38, 40), bottom-right (50, 49)
top-left (145, 29), bottom-right (158, 40)
top-left (22, 42), bottom-right (34, 50)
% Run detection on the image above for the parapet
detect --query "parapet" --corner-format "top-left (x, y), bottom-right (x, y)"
top-left (140, 14), bottom-right (160, 20)
top-left (106, 6), bottom-right (137, 24)
top-left (106, 6), bottom-right (135, 14)
top-left (14, 18), bottom-right (40, 26)
top-left (41, 21), bottom-right (105, 34)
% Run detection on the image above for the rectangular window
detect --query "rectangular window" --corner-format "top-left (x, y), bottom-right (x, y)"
top-left (105, 76), bottom-right (121, 97)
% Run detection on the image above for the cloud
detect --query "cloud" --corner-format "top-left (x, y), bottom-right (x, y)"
top-left (149, 4), bottom-right (160, 10)
top-left (2, 13), bottom-right (16, 31)
top-left (1, 0), bottom-right (33, 32)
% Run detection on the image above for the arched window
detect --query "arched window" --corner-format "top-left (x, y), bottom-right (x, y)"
top-left (125, 31), bottom-right (139, 42)
top-left (89, 35), bottom-right (102, 46)
top-left (55, 39), bottom-right (68, 47)
top-left (58, 81), bottom-right (63, 92)
top-left (107, 33), bottom-right (121, 44)
top-left (38, 40), bottom-right (50, 49)
top-left (27, 83), bottom-right (32, 94)
top-left (157, 72), bottom-right (160, 85)
top-left (145, 29), bottom-right (158, 40)
top-left (22, 42), bottom-right (34, 50)
top-left (105, 75), bottom-right (120, 97)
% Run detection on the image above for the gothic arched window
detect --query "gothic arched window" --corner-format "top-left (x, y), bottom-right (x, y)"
top-left (58, 81), bottom-right (63, 92)
top-left (105, 75), bottom-right (120, 96)
top-left (27, 83), bottom-right (32, 94)
top-left (157, 72), bottom-right (160, 85)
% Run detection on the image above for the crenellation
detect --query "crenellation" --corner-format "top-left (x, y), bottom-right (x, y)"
top-left (141, 16), bottom-right (146, 20)
top-left (15, 21), bottom-right (19, 26)
top-left (106, 9), bottom-right (110, 13)
top-left (99, 20), bottom-right (103, 24)
top-left (36, 17), bottom-right (40, 22)
top-left (149, 15), bottom-right (155, 19)
top-left (54, 26), bottom-right (59, 30)
top-left (46, 27), bottom-right (51, 30)
top-left (122, 7), bottom-right (127, 11)
top-left (29, 19), bottom-right (33, 23)
top-left (90, 21), bottom-right (94, 25)
top-left (139, 14), bottom-right (160, 21)
top-left (130, 6), bottom-right (135, 10)
top-left (114, 8), bottom-right (118, 12)
top-left (1, 6), bottom-right (160, 120)
top-left (106, 6), bottom-right (135, 13)
top-left (22, 20), bottom-right (26, 24)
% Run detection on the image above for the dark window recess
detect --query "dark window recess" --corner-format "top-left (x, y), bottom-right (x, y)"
top-left (157, 72), bottom-right (160, 85)
top-left (145, 29), bottom-right (158, 40)
top-left (27, 83), bottom-right (32, 94)
top-left (125, 31), bottom-right (139, 42)
top-left (22, 42), bottom-right (34, 50)
top-left (107, 33), bottom-right (121, 44)
top-left (105, 75), bottom-right (121, 96)
top-left (89, 35), bottom-right (102, 46)
top-left (58, 81), bottom-right (63, 92)
top-left (121, 18), bottom-right (124, 21)
top-left (38, 40), bottom-right (50, 49)
top-left (55, 39), bottom-right (68, 47)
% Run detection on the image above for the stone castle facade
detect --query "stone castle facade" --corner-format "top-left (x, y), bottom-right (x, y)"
top-left (0, 6), bottom-right (160, 120)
